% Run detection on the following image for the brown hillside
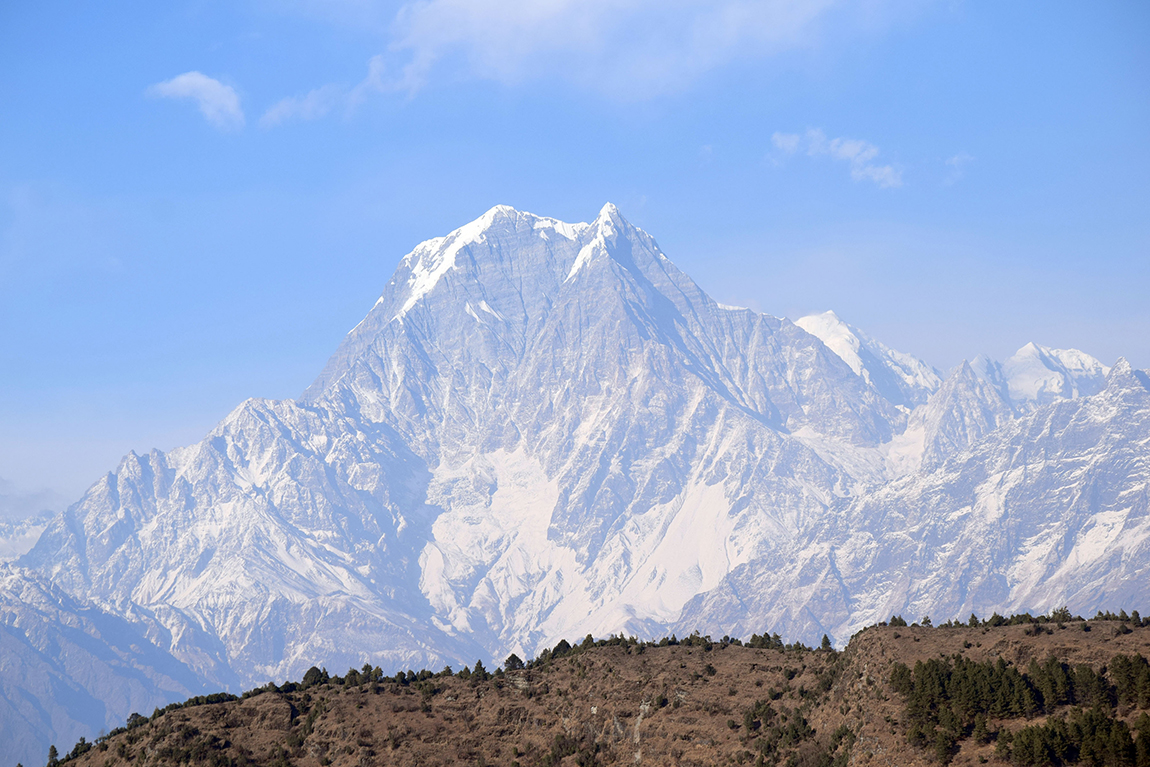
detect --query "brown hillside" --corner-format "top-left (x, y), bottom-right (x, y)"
top-left (58, 621), bottom-right (1150, 767)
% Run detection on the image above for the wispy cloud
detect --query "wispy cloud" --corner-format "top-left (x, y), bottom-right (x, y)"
top-left (262, 1), bottom-right (903, 119)
top-left (147, 72), bottom-right (244, 131)
top-left (771, 131), bottom-right (801, 153)
top-left (388, 0), bottom-right (839, 96)
top-left (261, 55), bottom-right (387, 127)
top-left (944, 153), bottom-right (974, 185)
top-left (262, 84), bottom-right (344, 127)
top-left (773, 128), bottom-right (902, 188)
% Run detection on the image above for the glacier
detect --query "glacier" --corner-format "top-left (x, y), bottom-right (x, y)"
top-left (4, 203), bottom-right (1147, 766)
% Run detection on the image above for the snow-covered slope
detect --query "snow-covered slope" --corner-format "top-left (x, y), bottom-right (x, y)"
top-left (795, 310), bottom-right (941, 408)
top-left (26, 405), bottom-right (490, 687)
top-left (838, 359), bottom-right (1150, 631)
top-left (6, 204), bottom-right (1146, 766)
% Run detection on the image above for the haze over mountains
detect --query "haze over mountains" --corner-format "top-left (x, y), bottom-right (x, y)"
top-left (2, 204), bottom-right (1147, 767)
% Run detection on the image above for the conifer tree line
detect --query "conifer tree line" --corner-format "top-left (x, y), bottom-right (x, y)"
top-left (884, 607), bottom-right (1148, 630)
top-left (891, 652), bottom-right (1150, 765)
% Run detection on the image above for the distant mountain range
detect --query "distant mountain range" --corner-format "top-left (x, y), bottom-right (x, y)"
top-left (3, 204), bottom-right (1147, 766)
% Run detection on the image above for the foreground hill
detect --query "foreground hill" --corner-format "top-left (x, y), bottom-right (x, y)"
top-left (55, 615), bottom-right (1150, 767)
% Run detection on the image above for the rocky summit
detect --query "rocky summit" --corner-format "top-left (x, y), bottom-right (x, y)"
top-left (4, 205), bottom-right (1148, 766)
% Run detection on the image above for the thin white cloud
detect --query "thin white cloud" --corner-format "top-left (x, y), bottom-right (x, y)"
top-left (262, 55), bottom-right (387, 127)
top-left (772, 132), bottom-right (801, 153)
top-left (262, 84), bottom-right (344, 127)
top-left (349, 54), bottom-right (388, 106)
top-left (265, 1), bottom-right (903, 114)
top-left (774, 128), bottom-right (902, 188)
top-left (147, 72), bottom-right (244, 131)
top-left (944, 153), bottom-right (974, 185)
top-left (388, 0), bottom-right (839, 96)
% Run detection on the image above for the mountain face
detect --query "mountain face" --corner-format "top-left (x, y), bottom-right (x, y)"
top-left (675, 360), bottom-right (1150, 641)
top-left (6, 204), bottom-right (1147, 767)
top-left (914, 360), bottom-right (1016, 474)
top-left (832, 360), bottom-right (1150, 626)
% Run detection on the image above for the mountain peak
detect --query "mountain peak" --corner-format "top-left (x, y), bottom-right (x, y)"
top-left (563, 203), bottom-right (635, 281)
top-left (795, 311), bottom-right (862, 375)
top-left (969, 353), bottom-right (998, 376)
top-left (597, 201), bottom-right (621, 221)
top-left (1002, 342), bottom-right (1110, 406)
top-left (389, 204), bottom-right (589, 320)
top-left (794, 311), bottom-right (940, 406)
top-left (820, 309), bottom-right (844, 323)
top-left (1103, 357), bottom-right (1150, 396)
top-left (1016, 341), bottom-right (1042, 356)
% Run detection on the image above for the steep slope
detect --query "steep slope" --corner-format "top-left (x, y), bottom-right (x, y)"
top-left (25, 401), bottom-right (488, 687)
top-left (1004, 342), bottom-right (1110, 408)
top-left (883, 345), bottom-right (1107, 480)
top-left (917, 361), bottom-right (1017, 472)
top-left (886, 358), bottom-right (1150, 623)
top-left (302, 204), bottom-right (900, 649)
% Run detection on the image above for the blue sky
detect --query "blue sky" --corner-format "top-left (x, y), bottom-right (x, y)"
top-left (1, 0), bottom-right (1148, 503)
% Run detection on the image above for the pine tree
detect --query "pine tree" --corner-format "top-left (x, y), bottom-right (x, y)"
top-left (1133, 712), bottom-right (1150, 767)
top-left (302, 666), bottom-right (326, 688)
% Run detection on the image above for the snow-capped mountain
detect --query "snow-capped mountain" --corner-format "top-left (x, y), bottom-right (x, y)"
top-left (916, 361), bottom-right (1016, 472)
top-left (29, 203), bottom-right (898, 682)
top-left (5, 204), bottom-right (1147, 767)
top-left (972, 342), bottom-right (1110, 412)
